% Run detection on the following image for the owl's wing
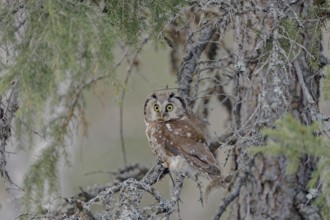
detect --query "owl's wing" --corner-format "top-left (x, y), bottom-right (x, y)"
top-left (165, 120), bottom-right (220, 175)
top-left (165, 137), bottom-right (220, 176)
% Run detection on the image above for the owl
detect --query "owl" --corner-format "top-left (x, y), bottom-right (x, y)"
top-left (144, 91), bottom-right (220, 179)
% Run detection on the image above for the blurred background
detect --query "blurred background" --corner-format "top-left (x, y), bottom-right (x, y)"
top-left (0, 42), bottom-right (226, 219)
top-left (0, 28), bottom-right (329, 220)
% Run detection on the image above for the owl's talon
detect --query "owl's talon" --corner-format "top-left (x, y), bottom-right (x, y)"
top-left (162, 162), bottom-right (169, 169)
top-left (156, 160), bottom-right (168, 168)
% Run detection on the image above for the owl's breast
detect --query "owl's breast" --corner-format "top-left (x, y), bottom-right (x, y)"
top-left (146, 122), bottom-right (171, 162)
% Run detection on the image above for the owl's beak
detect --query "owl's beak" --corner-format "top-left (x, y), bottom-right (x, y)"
top-left (157, 113), bottom-right (165, 122)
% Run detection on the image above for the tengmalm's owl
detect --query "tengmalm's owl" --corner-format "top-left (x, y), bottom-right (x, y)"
top-left (144, 91), bottom-right (220, 179)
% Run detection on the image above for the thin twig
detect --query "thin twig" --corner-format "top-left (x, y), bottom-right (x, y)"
top-left (212, 170), bottom-right (247, 220)
top-left (0, 81), bottom-right (19, 186)
top-left (119, 36), bottom-right (150, 168)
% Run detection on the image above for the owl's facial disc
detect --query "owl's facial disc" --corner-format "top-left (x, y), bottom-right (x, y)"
top-left (144, 91), bottom-right (187, 123)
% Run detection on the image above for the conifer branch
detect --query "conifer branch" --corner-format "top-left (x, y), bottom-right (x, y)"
top-left (0, 81), bottom-right (19, 186)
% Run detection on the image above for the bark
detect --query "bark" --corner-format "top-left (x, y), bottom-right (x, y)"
top-left (229, 0), bottom-right (323, 219)
top-left (156, 0), bottom-right (327, 219)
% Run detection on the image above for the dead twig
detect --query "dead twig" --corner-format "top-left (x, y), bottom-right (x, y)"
top-left (0, 81), bottom-right (19, 186)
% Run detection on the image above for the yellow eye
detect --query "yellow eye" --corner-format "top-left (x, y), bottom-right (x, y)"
top-left (154, 104), bottom-right (160, 112)
top-left (166, 104), bottom-right (173, 112)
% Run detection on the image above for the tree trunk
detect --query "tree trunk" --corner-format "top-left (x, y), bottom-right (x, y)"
top-left (230, 0), bottom-right (323, 219)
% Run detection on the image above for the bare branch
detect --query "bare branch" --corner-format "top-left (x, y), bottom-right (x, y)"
top-left (0, 81), bottom-right (19, 185)
top-left (142, 174), bottom-right (185, 217)
top-left (178, 6), bottom-right (232, 98)
top-left (178, 23), bottom-right (215, 97)
top-left (293, 60), bottom-right (315, 104)
top-left (212, 167), bottom-right (248, 220)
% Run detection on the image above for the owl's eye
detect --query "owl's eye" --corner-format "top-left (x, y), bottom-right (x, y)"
top-left (166, 104), bottom-right (173, 112)
top-left (154, 104), bottom-right (160, 112)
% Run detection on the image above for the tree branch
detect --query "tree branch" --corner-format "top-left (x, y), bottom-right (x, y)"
top-left (212, 168), bottom-right (248, 220)
top-left (79, 162), bottom-right (172, 219)
top-left (0, 81), bottom-right (19, 185)
top-left (178, 23), bottom-right (215, 97)
top-left (142, 174), bottom-right (185, 217)
top-left (293, 60), bottom-right (315, 104)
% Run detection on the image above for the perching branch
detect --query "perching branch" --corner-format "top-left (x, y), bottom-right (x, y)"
top-left (142, 174), bottom-right (185, 217)
top-left (44, 163), bottom-right (183, 220)
top-left (80, 162), bottom-right (183, 220)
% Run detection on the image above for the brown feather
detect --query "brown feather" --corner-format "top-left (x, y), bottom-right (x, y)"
top-left (146, 119), bottom-right (220, 177)
top-left (144, 91), bottom-right (220, 179)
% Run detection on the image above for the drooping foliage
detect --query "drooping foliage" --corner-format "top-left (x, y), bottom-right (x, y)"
top-left (0, 0), bottom-right (187, 211)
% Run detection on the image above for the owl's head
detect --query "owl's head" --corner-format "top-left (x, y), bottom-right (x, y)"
top-left (144, 91), bottom-right (187, 123)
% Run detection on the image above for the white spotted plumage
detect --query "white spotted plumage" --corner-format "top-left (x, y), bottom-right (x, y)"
top-left (144, 91), bottom-right (220, 179)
